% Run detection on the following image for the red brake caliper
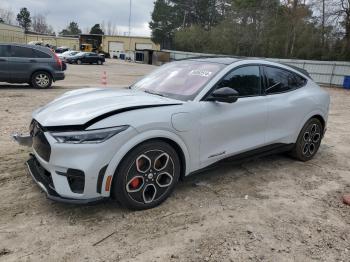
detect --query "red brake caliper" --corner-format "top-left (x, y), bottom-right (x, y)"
top-left (130, 177), bottom-right (141, 189)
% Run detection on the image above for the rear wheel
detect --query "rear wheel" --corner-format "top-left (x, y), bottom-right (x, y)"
top-left (31, 71), bottom-right (52, 89)
top-left (112, 140), bottom-right (181, 210)
top-left (290, 118), bottom-right (323, 161)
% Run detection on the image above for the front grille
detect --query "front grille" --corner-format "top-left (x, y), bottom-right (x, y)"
top-left (31, 120), bottom-right (51, 162)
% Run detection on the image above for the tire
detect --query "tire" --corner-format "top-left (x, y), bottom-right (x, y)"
top-left (112, 140), bottom-right (181, 210)
top-left (290, 118), bottom-right (323, 161)
top-left (31, 71), bottom-right (52, 89)
top-left (77, 59), bottom-right (82, 65)
top-left (97, 60), bottom-right (102, 65)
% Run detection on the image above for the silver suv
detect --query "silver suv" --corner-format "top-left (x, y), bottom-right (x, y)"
top-left (0, 43), bottom-right (65, 88)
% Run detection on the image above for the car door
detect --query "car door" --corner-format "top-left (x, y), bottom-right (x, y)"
top-left (199, 65), bottom-right (268, 168)
top-left (85, 53), bottom-right (94, 63)
top-left (7, 45), bottom-right (36, 82)
top-left (262, 65), bottom-right (309, 144)
top-left (78, 53), bottom-right (87, 63)
top-left (0, 45), bottom-right (11, 82)
top-left (90, 53), bottom-right (98, 63)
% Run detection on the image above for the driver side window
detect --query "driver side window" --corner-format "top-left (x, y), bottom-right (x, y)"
top-left (216, 66), bottom-right (261, 97)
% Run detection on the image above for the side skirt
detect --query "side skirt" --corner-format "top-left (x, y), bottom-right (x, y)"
top-left (186, 143), bottom-right (294, 178)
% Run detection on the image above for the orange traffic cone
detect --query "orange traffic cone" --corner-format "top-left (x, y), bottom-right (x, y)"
top-left (101, 71), bottom-right (107, 86)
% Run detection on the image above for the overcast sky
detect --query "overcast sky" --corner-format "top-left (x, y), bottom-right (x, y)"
top-left (1, 0), bottom-right (154, 36)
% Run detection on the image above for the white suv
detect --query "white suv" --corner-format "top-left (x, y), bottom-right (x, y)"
top-left (14, 58), bottom-right (330, 210)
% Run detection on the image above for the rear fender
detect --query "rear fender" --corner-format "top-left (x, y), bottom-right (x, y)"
top-left (293, 109), bottom-right (328, 142)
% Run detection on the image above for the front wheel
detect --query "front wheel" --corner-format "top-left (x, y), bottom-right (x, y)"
top-left (31, 71), bottom-right (52, 89)
top-left (112, 140), bottom-right (181, 210)
top-left (77, 59), bottom-right (82, 65)
top-left (97, 60), bottom-right (103, 65)
top-left (290, 118), bottom-right (323, 161)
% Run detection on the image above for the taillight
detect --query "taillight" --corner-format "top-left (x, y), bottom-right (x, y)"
top-left (53, 52), bottom-right (62, 70)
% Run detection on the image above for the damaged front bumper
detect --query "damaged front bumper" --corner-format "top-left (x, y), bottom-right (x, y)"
top-left (12, 133), bottom-right (33, 147)
top-left (12, 132), bottom-right (105, 204)
top-left (26, 154), bottom-right (104, 204)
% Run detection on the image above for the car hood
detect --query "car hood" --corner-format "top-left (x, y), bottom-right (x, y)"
top-left (33, 88), bottom-right (182, 127)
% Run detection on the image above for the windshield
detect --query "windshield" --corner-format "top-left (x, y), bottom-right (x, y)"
top-left (132, 60), bottom-right (225, 101)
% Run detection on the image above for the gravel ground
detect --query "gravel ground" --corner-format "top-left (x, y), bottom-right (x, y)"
top-left (0, 59), bottom-right (350, 262)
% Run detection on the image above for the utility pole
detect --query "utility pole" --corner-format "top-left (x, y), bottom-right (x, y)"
top-left (128, 0), bottom-right (132, 59)
top-left (128, 0), bottom-right (132, 37)
top-left (322, 0), bottom-right (325, 51)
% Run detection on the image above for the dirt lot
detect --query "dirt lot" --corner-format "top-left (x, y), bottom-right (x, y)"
top-left (0, 59), bottom-right (350, 262)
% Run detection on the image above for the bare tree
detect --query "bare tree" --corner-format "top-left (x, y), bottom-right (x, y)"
top-left (83, 27), bottom-right (90, 34)
top-left (32, 14), bottom-right (54, 34)
top-left (107, 20), bottom-right (117, 35)
top-left (107, 20), bottom-right (112, 35)
top-left (101, 20), bottom-right (106, 34)
top-left (0, 6), bottom-right (15, 24)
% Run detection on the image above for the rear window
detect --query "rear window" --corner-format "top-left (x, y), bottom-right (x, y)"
top-left (0, 45), bottom-right (11, 57)
top-left (11, 46), bottom-right (35, 58)
top-left (264, 66), bottom-right (307, 95)
top-left (10, 46), bottom-right (51, 58)
top-left (33, 49), bottom-right (51, 58)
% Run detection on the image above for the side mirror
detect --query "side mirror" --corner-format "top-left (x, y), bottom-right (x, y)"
top-left (207, 87), bottom-right (239, 103)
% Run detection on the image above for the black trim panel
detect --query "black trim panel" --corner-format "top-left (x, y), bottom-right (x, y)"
top-left (187, 143), bottom-right (294, 177)
top-left (42, 104), bottom-right (182, 132)
top-left (97, 165), bottom-right (108, 194)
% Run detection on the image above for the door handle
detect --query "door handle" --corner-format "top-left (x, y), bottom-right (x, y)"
top-left (0, 58), bottom-right (7, 62)
top-left (29, 59), bottom-right (38, 63)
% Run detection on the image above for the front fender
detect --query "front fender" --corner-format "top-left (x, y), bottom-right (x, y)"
top-left (100, 129), bottom-right (191, 197)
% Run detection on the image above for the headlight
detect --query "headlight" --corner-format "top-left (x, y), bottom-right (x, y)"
top-left (51, 126), bottom-right (129, 144)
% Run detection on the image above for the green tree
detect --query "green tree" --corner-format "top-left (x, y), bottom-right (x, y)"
top-left (16, 7), bottom-right (31, 32)
top-left (90, 24), bottom-right (104, 35)
top-left (149, 0), bottom-right (180, 49)
top-left (59, 21), bottom-right (82, 36)
top-left (152, 0), bottom-right (346, 60)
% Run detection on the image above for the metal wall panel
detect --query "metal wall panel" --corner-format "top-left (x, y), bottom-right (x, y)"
top-left (164, 50), bottom-right (350, 86)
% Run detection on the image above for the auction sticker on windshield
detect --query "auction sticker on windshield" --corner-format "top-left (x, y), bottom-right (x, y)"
top-left (189, 70), bottom-right (213, 77)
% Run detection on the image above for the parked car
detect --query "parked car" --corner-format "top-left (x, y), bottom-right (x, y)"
top-left (55, 46), bottom-right (70, 54)
top-left (13, 58), bottom-right (330, 210)
top-left (0, 43), bottom-right (65, 88)
top-left (57, 51), bottom-right (81, 61)
top-left (65, 52), bottom-right (105, 65)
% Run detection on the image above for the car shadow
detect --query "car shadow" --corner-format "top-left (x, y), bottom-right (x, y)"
top-left (47, 153), bottom-right (293, 218)
top-left (0, 83), bottom-right (35, 89)
top-left (0, 83), bottom-right (74, 90)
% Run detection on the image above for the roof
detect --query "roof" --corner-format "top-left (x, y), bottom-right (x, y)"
top-left (185, 56), bottom-right (241, 65)
top-left (185, 56), bottom-right (311, 78)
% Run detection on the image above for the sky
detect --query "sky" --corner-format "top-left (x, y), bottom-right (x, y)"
top-left (1, 0), bottom-right (154, 36)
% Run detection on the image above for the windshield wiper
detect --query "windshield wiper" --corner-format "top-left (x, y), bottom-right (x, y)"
top-left (143, 90), bottom-right (165, 97)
